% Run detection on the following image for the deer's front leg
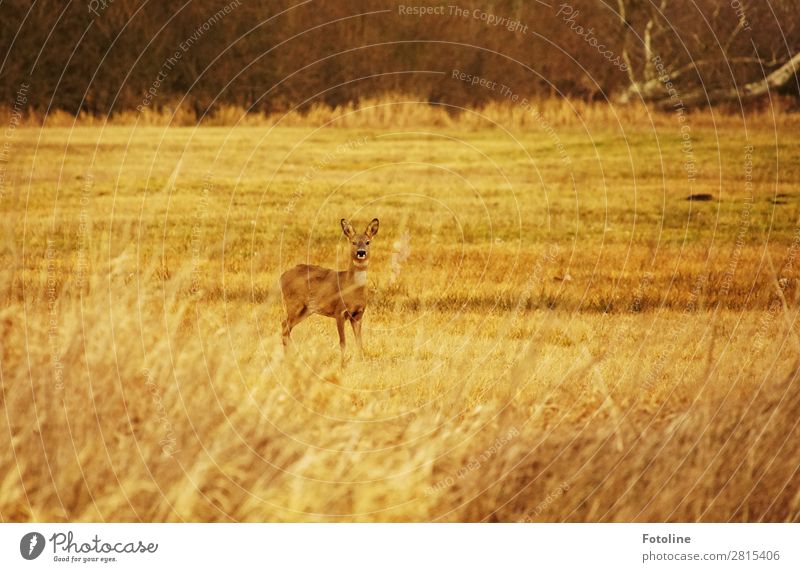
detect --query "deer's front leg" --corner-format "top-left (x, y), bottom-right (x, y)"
top-left (349, 312), bottom-right (364, 358)
top-left (336, 314), bottom-right (347, 361)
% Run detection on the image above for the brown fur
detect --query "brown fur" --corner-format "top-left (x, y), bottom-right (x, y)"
top-left (280, 218), bottom-right (379, 359)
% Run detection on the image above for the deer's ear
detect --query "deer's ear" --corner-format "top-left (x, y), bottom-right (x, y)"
top-left (365, 218), bottom-right (379, 238)
top-left (341, 218), bottom-right (356, 239)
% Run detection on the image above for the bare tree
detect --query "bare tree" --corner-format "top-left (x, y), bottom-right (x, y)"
top-left (0, 0), bottom-right (797, 116)
top-left (614, 0), bottom-right (799, 109)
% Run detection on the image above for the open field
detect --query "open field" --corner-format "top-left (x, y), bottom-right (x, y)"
top-left (1, 110), bottom-right (799, 521)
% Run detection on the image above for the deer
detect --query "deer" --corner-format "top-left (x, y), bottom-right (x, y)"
top-left (280, 218), bottom-right (379, 361)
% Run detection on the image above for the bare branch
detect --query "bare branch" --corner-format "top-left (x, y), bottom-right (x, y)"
top-left (652, 50), bottom-right (800, 109)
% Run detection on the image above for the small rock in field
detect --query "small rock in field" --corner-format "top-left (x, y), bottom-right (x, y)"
top-left (686, 193), bottom-right (713, 201)
top-left (686, 193), bottom-right (714, 202)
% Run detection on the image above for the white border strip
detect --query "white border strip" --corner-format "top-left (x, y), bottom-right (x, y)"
top-left (1, 523), bottom-right (797, 571)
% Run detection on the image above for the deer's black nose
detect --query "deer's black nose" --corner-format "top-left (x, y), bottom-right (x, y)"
top-left (356, 250), bottom-right (367, 258)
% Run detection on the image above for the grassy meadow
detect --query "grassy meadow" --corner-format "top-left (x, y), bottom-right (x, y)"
top-left (1, 103), bottom-right (799, 521)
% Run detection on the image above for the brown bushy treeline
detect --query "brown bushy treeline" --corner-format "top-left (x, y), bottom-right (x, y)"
top-left (1, 0), bottom-right (798, 118)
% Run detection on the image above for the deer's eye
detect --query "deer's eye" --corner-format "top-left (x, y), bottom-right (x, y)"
top-left (352, 241), bottom-right (356, 245)
top-left (365, 241), bottom-right (370, 245)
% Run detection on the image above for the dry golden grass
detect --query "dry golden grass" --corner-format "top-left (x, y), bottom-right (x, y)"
top-left (5, 93), bottom-right (800, 130)
top-left (1, 103), bottom-right (799, 521)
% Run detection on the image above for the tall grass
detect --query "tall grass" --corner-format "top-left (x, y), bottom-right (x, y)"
top-left (3, 94), bottom-right (800, 130)
top-left (1, 247), bottom-right (798, 521)
top-left (1, 120), bottom-right (798, 522)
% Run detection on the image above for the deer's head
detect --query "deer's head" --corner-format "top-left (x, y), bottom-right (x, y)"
top-left (341, 218), bottom-right (379, 268)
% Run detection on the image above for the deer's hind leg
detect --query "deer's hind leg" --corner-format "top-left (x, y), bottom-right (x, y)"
top-left (282, 303), bottom-right (310, 347)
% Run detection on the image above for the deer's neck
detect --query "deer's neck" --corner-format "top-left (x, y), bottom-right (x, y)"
top-left (348, 262), bottom-right (368, 287)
